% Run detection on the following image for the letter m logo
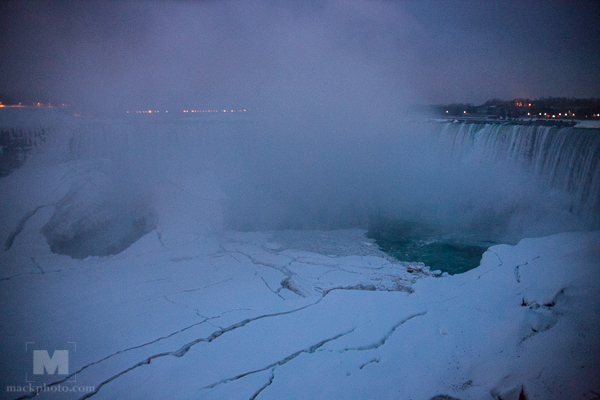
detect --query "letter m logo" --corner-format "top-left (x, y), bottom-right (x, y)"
top-left (33, 350), bottom-right (69, 375)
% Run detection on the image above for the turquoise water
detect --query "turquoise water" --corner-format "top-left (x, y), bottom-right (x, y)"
top-left (367, 219), bottom-right (495, 275)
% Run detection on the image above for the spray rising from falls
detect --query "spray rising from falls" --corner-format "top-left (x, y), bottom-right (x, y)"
top-left (369, 121), bottom-right (600, 273)
top-left (435, 122), bottom-right (600, 229)
top-left (2, 108), bottom-right (598, 259)
top-left (437, 123), bottom-right (600, 236)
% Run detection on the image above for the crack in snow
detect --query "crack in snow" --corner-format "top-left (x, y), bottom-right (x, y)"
top-left (218, 245), bottom-right (298, 282)
top-left (4, 206), bottom-right (46, 251)
top-left (216, 242), bottom-right (416, 301)
top-left (8, 236), bottom-right (424, 399)
top-left (163, 295), bottom-right (214, 320)
top-left (514, 255), bottom-right (540, 283)
top-left (165, 277), bottom-right (234, 297)
top-left (340, 311), bottom-right (427, 352)
top-left (12, 317), bottom-right (217, 400)
top-left (39, 301), bottom-right (323, 399)
top-left (478, 251), bottom-right (503, 279)
top-left (200, 329), bottom-right (355, 393)
top-left (260, 276), bottom-right (285, 300)
top-left (322, 283), bottom-right (414, 296)
top-left (249, 370), bottom-right (275, 400)
top-left (0, 271), bottom-right (42, 282)
top-left (0, 262), bottom-right (79, 282)
top-left (130, 277), bottom-right (170, 285)
top-left (316, 269), bottom-right (338, 280)
top-left (359, 358), bottom-right (380, 369)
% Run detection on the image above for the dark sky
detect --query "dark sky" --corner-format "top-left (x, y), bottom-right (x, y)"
top-left (1, 0), bottom-right (599, 114)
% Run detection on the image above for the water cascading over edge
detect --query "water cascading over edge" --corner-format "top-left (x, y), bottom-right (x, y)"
top-left (436, 122), bottom-right (600, 228)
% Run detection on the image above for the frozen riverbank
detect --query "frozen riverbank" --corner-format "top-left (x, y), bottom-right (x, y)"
top-left (1, 160), bottom-right (598, 399)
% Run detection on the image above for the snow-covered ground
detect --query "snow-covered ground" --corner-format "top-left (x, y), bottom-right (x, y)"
top-left (1, 108), bottom-right (599, 399)
top-left (1, 155), bottom-right (599, 400)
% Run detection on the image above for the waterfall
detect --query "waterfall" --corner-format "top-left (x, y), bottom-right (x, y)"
top-left (435, 122), bottom-right (600, 227)
top-left (3, 107), bottom-right (598, 258)
top-left (59, 117), bottom-right (600, 234)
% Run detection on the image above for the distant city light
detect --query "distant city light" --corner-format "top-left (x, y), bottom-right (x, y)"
top-left (125, 108), bottom-right (247, 114)
top-left (463, 110), bottom-right (466, 114)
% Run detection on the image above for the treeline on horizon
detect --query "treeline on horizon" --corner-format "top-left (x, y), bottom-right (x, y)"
top-left (421, 97), bottom-right (600, 119)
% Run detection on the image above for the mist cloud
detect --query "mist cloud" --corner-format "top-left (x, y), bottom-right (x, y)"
top-left (2, 1), bottom-right (598, 114)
